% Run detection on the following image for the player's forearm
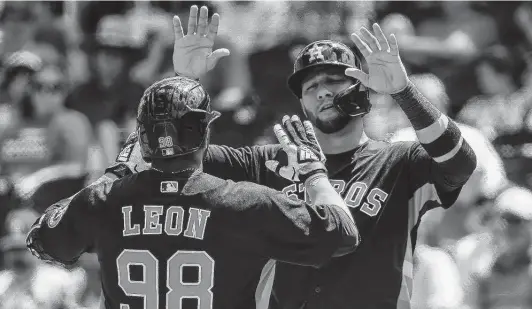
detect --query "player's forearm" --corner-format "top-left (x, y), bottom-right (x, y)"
top-left (305, 175), bottom-right (353, 221)
top-left (27, 179), bottom-right (109, 266)
top-left (391, 81), bottom-right (477, 189)
top-left (304, 175), bottom-right (360, 255)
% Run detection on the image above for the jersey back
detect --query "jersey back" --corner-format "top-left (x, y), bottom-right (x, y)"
top-left (96, 171), bottom-right (269, 309)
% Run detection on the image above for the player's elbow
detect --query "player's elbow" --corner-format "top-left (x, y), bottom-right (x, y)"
top-left (437, 140), bottom-right (478, 190)
top-left (331, 219), bottom-right (360, 257)
top-left (319, 205), bottom-right (360, 257)
top-left (28, 224), bottom-right (82, 267)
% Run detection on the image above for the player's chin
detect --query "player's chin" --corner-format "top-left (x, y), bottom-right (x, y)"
top-left (315, 112), bottom-right (350, 134)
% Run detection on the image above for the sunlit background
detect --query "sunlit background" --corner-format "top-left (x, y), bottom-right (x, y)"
top-left (0, 1), bottom-right (531, 309)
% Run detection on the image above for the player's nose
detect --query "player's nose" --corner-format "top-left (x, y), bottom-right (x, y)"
top-left (317, 86), bottom-right (333, 101)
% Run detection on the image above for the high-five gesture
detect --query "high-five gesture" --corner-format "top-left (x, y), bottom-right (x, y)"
top-left (345, 23), bottom-right (409, 94)
top-left (173, 5), bottom-right (230, 80)
top-left (266, 115), bottom-right (327, 184)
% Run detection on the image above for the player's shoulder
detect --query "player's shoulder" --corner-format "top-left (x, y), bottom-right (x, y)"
top-left (360, 138), bottom-right (418, 161)
top-left (124, 131), bottom-right (138, 144)
top-left (183, 172), bottom-right (278, 208)
top-left (182, 172), bottom-right (259, 197)
top-left (105, 131), bottom-right (149, 178)
top-left (181, 172), bottom-right (227, 196)
top-left (205, 143), bottom-right (281, 160)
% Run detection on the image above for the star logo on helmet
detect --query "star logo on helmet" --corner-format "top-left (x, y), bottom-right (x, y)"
top-left (307, 45), bottom-right (325, 63)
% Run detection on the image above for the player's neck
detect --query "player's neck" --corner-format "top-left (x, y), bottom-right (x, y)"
top-left (316, 118), bottom-right (366, 154)
top-left (151, 152), bottom-right (203, 174)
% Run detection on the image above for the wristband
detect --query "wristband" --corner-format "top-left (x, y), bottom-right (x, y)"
top-left (303, 172), bottom-right (328, 188)
top-left (301, 169), bottom-right (328, 185)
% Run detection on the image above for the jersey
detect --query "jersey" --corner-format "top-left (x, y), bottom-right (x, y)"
top-left (201, 140), bottom-right (463, 309)
top-left (27, 169), bottom-right (358, 309)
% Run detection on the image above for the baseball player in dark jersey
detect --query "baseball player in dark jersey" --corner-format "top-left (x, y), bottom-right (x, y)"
top-left (26, 76), bottom-right (361, 309)
top-left (169, 6), bottom-right (477, 309)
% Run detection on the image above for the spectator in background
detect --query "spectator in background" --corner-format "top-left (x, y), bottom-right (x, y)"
top-left (458, 45), bottom-right (532, 189)
top-left (411, 208), bottom-right (464, 309)
top-left (3, 207), bottom-right (38, 236)
top-left (0, 3), bottom-right (37, 57)
top-left (0, 51), bottom-right (42, 137)
top-left (0, 63), bottom-right (91, 213)
top-left (454, 186), bottom-right (532, 309)
top-left (0, 51), bottom-right (43, 257)
top-left (66, 14), bottom-right (145, 167)
top-left (0, 233), bottom-right (85, 309)
top-left (388, 73), bottom-right (508, 249)
top-left (27, 26), bottom-right (68, 70)
top-left (0, 207), bottom-right (39, 270)
top-left (377, 2), bottom-right (506, 116)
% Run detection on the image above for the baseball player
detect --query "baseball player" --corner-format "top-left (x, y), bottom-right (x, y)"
top-left (168, 6), bottom-right (477, 309)
top-left (26, 76), bottom-right (360, 309)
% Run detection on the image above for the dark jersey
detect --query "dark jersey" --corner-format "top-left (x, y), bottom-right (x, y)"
top-left (98, 128), bottom-right (468, 309)
top-left (202, 140), bottom-right (463, 309)
top-left (27, 169), bottom-right (358, 309)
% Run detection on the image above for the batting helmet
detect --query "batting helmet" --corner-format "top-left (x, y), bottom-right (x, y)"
top-left (287, 40), bottom-right (371, 117)
top-left (137, 76), bottom-right (220, 161)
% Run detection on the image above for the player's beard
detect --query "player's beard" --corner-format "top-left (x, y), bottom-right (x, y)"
top-left (305, 106), bottom-right (351, 134)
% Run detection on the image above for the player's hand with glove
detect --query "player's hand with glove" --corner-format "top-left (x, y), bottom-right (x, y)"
top-left (172, 5), bottom-right (230, 80)
top-left (266, 115), bottom-right (327, 184)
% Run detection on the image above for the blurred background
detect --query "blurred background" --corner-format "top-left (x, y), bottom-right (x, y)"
top-left (0, 1), bottom-right (531, 309)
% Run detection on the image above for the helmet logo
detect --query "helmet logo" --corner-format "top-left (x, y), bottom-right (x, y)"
top-left (308, 45), bottom-right (325, 62)
top-left (158, 136), bottom-right (174, 148)
top-left (161, 148), bottom-right (175, 156)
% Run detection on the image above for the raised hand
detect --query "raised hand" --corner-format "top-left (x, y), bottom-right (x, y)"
top-left (173, 5), bottom-right (230, 80)
top-left (345, 23), bottom-right (409, 94)
top-left (266, 115), bottom-right (327, 183)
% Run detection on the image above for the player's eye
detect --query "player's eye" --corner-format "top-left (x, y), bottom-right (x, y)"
top-left (304, 84), bottom-right (317, 93)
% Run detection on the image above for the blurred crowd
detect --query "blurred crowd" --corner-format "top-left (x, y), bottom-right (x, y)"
top-left (0, 1), bottom-right (531, 309)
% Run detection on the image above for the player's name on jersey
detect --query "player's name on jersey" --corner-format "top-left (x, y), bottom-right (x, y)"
top-left (121, 205), bottom-right (211, 239)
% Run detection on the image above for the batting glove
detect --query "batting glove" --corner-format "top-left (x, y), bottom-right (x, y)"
top-left (266, 115), bottom-right (327, 183)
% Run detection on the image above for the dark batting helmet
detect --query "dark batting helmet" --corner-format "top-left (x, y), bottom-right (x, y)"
top-left (137, 76), bottom-right (220, 161)
top-left (287, 40), bottom-right (371, 117)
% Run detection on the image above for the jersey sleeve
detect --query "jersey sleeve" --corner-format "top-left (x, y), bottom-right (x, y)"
top-left (204, 144), bottom-right (281, 184)
top-left (406, 142), bottom-right (463, 210)
top-left (390, 82), bottom-right (477, 212)
top-left (27, 176), bottom-right (113, 266)
top-left (214, 180), bottom-right (359, 267)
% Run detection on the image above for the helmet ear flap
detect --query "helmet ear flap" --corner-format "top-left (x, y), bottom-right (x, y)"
top-left (332, 82), bottom-right (371, 117)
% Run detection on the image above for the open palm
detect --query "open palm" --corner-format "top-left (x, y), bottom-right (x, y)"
top-left (173, 6), bottom-right (230, 80)
top-left (345, 23), bottom-right (408, 94)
